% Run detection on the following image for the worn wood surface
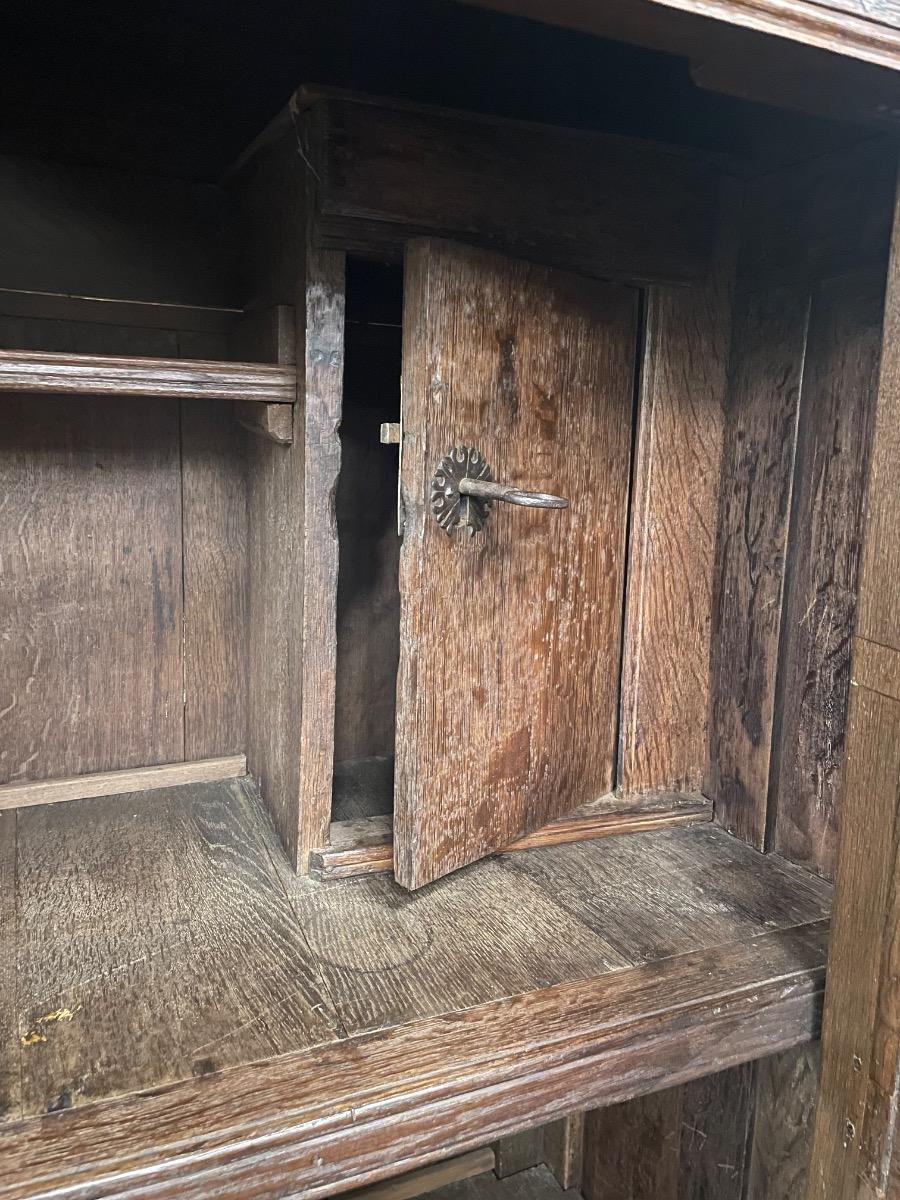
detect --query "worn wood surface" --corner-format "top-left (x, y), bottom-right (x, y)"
top-left (0, 395), bottom-right (185, 784)
top-left (347, 1150), bottom-right (496, 1200)
top-left (805, 186), bottom-right (900, 1196)
top-left (501, 824), bottom-right (831, 964)
top-left (582, 1064), bottom-right (754, 1200)
top-left (747, 1046), bottom-right (820, 1199)
top-left (542, 1115), bottom-right (584, 1192)
top-left (707, 286), bottom-right (809, 847)
top-left (0, 918), bottom-right (827, 1200)
top-left (301, 91), bottom-right (718, 286)
top-left (0, 349), bottom-right (294, 402)
top-left (618, 186), bottom-right (737, 794)
top-left (181, 400), bottom-right (249, 760)
top-left (770, 270), bottom-right (884, 878)
top-left (312, 792), bottom-right (711, 881)
top-left (395, 239), bottom-right (637, 888)
top-left (14, 779), bottom-right (340, 1117)
top-left (806, 653), bottom-right (900, 1198)
top-left (856, 182), bottom-right (900, 653)
top-left (0, 755), bottom-right (246, 811)
top-left (241, 152), bottom-right (344, 871)
top-left (0, 811), bottom-right (17, 1122)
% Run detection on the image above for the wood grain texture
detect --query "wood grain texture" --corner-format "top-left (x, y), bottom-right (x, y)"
top-left (542, 1115), bottom-right (584, 1192)
top-left (501, 824), bottom-right (831, 965)
top-left (770, 271), bottom-right (885, 879)
top-left (0, 918), bottom-right (827, 1200)
top-left (707, 286), bottom-right (810, 847)
top-left (580, 1063), bottom-right (754, 1200)
top-left (806, 673), bottom-right (900, 1198)
top-left (281, 855), bottom-right (630, 1038)
top-left (302, 92), bottom-right (718, 286)
top-left (618, 185), bottom-right (737, 794)
top-left (583, 1088), bottom-right (681, 1199)
top-left (14, 779), bottom-right (341, 1116)
top-left (395, 239), bottom-right (638, 888)
top-left (233, 401), bottom-right (293, 443)
top-left (311, 793), bottom-right (712, 881)
top-left (243, 230), bottom-right (344, 867)
top-left (856, 177), bottom-right (900, 653)
top-left (747, 1045), bottom-right (820, 1200)
top-left (0, 349), bottom-right (295, 402)
top-left (0, 395), bottom-right (184, 784)
top-left (181, 400), bottom-right (249, 759)
top-left (0, 811), bottom-right (18, 1123)
top-left (0, 755), bottom-right (246, 811)
top-left (647, 0), bottom-right (900, 69)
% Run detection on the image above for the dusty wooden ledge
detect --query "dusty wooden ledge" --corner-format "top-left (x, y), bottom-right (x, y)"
top-left (0, 921), bottom-right (827, 1200)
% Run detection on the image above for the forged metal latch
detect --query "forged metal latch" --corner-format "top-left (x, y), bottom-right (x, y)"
top-left (430, 446), bottom-right (569, 536)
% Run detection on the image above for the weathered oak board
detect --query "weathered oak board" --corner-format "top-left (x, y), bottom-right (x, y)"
top-left (302, 91), bottom-right (718, 285)
top-left (0, 394), bottom-right (185, 783)
top-left (771, 270), bottom-right (884, 879)
top-left (395, 239), bottom-right (638, 888)
top-left (707, 286), bottom-right (809, 847)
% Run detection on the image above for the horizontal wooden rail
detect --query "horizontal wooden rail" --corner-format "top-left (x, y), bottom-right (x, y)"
top-left (310, 791), bottom-right (712, 880)
top-left (0, 349), bottom-right (296, 403)
top-left (0, 755), bottom-right (247, 811)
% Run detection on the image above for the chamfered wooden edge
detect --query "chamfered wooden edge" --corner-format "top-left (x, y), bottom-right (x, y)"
top-left (0, 756), bottom-right (248, 811)
top-left (0, 350), bottom-right (296, 403)
top-left (0, 920), bottom-right (827, 1200)
top-left (346, 1148), bottom-right (496, 1200)
top-left (309, 793), bottom-right (713, 881)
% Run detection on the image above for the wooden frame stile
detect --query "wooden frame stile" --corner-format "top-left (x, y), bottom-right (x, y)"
top-left (235, 113), bottom-right (345, 872)
top-left (805, 166), bottom-right (900, 1200)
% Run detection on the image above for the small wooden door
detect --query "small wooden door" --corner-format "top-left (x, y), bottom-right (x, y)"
top-left (394, 239), bottom-right (639, 889)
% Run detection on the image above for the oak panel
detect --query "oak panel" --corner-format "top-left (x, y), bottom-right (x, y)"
top-left (395, 239), bottom-right (638, 887)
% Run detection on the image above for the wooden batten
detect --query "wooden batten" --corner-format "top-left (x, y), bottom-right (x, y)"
top-left (0, 349), bottom-right (295, 402)
top-left (0, 756), bottom-right (247, 811)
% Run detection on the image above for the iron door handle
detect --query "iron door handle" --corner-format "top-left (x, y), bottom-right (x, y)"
top-left (430, 446), bottom-right (569, 535)
top-left (458, 477), bottom-right (568, 509)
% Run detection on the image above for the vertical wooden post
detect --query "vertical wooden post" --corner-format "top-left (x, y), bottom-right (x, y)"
top-left (806, 171), bottom-right (900, 1200)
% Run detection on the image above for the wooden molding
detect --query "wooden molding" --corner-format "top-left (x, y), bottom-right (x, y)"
top-left (309, 792), bottom-right (712, 880)
top-left (0, 349), bottom-right (296, 403)
top-left (0, 755), bottom-right (247, 811)
top-left (0, 921), bottom-right (826, 1200)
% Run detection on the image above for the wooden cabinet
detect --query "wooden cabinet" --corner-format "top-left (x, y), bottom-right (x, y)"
top-left (0, 7), bottom-right (898, 1197)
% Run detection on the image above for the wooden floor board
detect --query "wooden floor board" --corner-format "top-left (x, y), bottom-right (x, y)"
top-left (14, 779), bottom-right (342, 1116)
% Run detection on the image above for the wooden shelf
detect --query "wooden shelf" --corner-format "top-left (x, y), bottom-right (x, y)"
top-left (0, 348), bottom-right (295, 403)
top-left (0, 778), bottom-right (830, 1200)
